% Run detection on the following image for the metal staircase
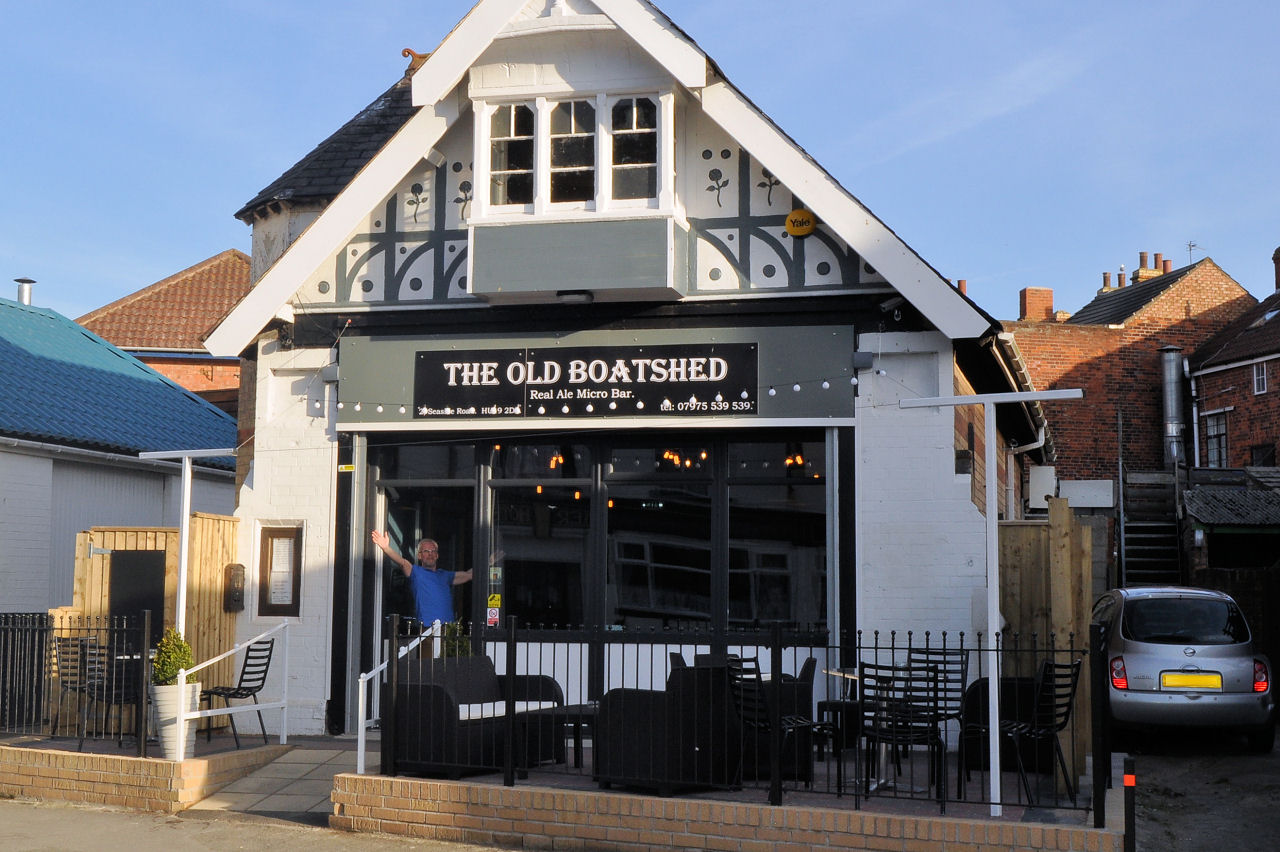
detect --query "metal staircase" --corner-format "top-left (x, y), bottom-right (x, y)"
top-left (1120, 471), bottom-right (1182, 586)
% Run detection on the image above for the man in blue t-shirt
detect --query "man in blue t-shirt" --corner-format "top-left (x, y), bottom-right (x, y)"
top-left (371, 530), bottom-right (473, 627)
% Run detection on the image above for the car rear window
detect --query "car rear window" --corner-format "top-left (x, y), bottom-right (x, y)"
top-left (1122, 598), bottom-right (1251, 645)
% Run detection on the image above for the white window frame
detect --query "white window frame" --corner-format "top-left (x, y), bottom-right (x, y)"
top-left (1254, 362), bottom-right (1268, 395)
top-left (487, 101), bottom-right (536, 211)
top-left (1203, 411), bottom-right (1228, 468)
top-left (472, 90), bottom-right (673, 222)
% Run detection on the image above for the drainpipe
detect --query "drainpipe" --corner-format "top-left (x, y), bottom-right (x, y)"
top-left (1007, 427), bottom-right (1048, 519)
top-left (1190, 374), bottom-right (1202, 468)
top-left (1160, 345), bottom-right (1185, 470)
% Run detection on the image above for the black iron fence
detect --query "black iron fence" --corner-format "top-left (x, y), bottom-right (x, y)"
top-left (0, 612), bottom-right (151, 756)
top-left (379, 616), bottom-right (1105, 817)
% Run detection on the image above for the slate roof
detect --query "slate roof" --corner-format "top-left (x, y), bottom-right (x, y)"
top-left (235, 76), bottom-right (417, 222)
top-left (1190, 288), bottom-right (1280, 371)
top-left (77, 250), bottom-right (251, 352)
top-left (1184, 486), bottom-right (1280, 527)
top-left (1066, 262), bottom-right (1199, 325)
top-left (0, 298), bottom-right (236, 464)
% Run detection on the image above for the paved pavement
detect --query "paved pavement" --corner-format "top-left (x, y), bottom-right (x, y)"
top-left (0, 799), bottom-right (500, 851)
top-left (185, 740), bottom-right (358, 825)
top-left (1, 734), bottom-right (502, 851)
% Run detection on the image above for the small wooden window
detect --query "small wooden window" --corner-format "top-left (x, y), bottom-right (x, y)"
top-left (258, 527), bottom-right (302, 617)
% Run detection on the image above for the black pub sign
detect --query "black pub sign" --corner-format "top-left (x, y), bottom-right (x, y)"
top-left (414, 343), bottom-right (758, 419)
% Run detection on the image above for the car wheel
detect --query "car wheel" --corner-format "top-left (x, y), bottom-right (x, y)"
top-left (1246, 719), bottom-right (1275, 754)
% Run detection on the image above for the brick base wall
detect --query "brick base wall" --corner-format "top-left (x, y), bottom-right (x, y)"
top-left (330, 774), bottom-right (1125, 852)
top-left (0, 744), bottom-right (288, 814)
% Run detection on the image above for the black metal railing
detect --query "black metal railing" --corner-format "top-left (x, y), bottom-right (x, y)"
top-left (0, 612), bottom-right (151, 756)
top-left (378, 617), bottom-right (1100, 817)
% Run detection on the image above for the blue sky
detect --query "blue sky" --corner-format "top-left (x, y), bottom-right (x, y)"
top-left (3, 1), bottom-right (1278, 323)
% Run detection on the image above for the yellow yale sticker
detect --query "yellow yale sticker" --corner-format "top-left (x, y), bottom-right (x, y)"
top-left (785, 209), bottom-right (817, 237)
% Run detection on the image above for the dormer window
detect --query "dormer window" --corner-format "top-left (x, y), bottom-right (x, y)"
top-left (474, 92), bottom-right (671, 219)
top-left (611, 97), bottom-right (658, 200)
top-left (549, 100), bottom-right (596, 203)
top-left (490, 104), bottom-right (535, 205)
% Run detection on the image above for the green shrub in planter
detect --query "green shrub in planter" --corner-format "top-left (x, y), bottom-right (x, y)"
top-left (442, 621), bottom-right (473, 658)
top-left (152, 628), bottom-right (197, 686)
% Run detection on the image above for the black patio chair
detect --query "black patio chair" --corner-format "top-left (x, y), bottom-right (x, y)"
top-left (906, 647), bottom-right (969, 726)
top-left (78, 643), bottom-right (146, 750)
top-left (50, 636), bottom-right (98, 745)
top-left (728, 655), bottom-right (843, 792)
top-left (907, 647), bottom-right (969, 795)
top-left (859, 661), bottom-right (946, 812)
top-left (200, 639), bottom-right (274, 748)
top-left (999, 656), bottom-right (1083, 805)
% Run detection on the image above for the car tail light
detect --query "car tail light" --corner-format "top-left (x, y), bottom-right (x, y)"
top-left (1110, 656), bottom-right (1128, 690)
top-left (1255, 660), bottom-right (1270, 694)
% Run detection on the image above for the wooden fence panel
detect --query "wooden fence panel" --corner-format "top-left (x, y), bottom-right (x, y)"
top-left (64, 517), bottom-right (240, 709)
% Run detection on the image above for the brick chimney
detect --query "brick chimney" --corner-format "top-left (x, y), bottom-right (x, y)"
top-left (1019, 287), bottom-right (1055, 321)
top-left (1132, 250), bottom-right (1164, 285)
top-left (1097, 271), bottom-right (1115, 296)
top-left (956, 279), bottom-right (967, 295)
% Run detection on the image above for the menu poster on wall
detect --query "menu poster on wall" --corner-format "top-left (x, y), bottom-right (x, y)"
top-left (413, 343), bottom-right (759, 419)
top-left (269, 536), bottom-right (295, 605)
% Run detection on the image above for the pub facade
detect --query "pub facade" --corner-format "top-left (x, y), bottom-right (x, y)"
top-left (207, 0), bottom-right (1046, 734)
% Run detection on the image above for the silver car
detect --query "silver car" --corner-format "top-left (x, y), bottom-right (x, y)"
top-left (1093, 586), bottom-right (1275, 752)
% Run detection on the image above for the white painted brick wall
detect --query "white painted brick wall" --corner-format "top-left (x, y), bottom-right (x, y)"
top-left (232, 341), bottom-right (338, 733)
top-left (0, 453), bottom-right (53, 612)
top-left (856, 334), bottom-right (988, 643)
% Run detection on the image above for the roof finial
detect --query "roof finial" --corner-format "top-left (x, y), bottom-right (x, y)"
top-left (401, 48), bottom-right (430, 74)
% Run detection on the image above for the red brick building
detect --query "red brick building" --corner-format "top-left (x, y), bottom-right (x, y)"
top-left (1189, 251), bottom-right (1280, 468)
top-left (78, 249), bottom-right (250, 416)
top-left (1005, 252), bottom-right (1256, 483)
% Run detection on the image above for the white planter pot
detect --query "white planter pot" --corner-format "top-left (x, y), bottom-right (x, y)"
top-left (150, 682), bottom-right (201, 760)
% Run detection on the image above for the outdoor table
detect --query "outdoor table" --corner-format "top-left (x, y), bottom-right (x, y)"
top-left (520, 701), bottom-right (598, 768)
top-left (817, 668), bottom-right (859, 761)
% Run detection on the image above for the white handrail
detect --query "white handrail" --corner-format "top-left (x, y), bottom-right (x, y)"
top-left (356, 622), bottom-right (440, 774)
top-left (174, 621), bottom-right (291, 759)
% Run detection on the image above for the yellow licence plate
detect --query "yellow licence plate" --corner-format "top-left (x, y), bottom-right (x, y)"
top-left (1161, 672), bottom-right (1222, 689)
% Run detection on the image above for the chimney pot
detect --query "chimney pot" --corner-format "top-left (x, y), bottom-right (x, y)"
top-left (1139, 251), bottom-right (1149, 269)
top-left (1163, 259), bottom-right (1172, 274)
top-left (1273, 246), bottom-right (1280, 292)
top-left (957, 278), bottom-right (967, 294)
top-left (1154, 252), bottom-right (1163, 270)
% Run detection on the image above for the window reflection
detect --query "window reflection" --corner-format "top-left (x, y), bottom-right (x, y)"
top-left (728, 481), bottom-right (826, 629)
top-left (489, 443), bottom-right (590, 479)
top-left (607, 445), bottom-right (711, 477)
top-left (606, 483), bottom-right (712, 628)
top-left (729, 440), bottom-right (823, 480)
top-left (492, 485), bottom-right (588, 627)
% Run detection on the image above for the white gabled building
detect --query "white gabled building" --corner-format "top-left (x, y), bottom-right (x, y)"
top-left (207, 0), bottom-right (1047, 734)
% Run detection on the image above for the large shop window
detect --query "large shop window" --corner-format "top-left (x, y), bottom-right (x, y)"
top-left (369, 431), bottom-right (829, 635)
